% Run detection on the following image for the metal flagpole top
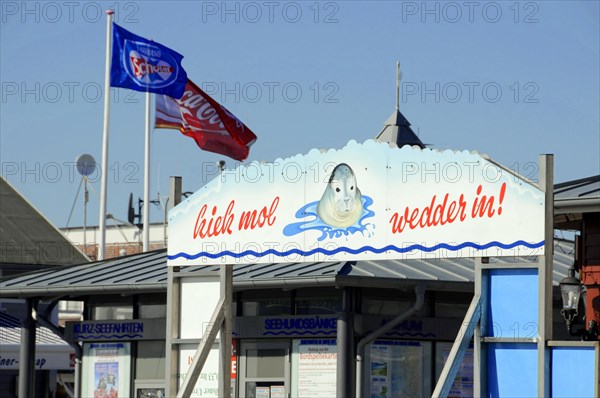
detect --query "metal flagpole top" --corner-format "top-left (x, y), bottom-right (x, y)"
top-left (105, 9), bottom-right (114, 15)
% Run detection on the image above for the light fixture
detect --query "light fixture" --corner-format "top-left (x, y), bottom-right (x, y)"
top-left (559, 266), bottom-right (582, 335)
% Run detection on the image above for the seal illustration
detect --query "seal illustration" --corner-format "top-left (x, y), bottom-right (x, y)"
top-left (317, 163), bottom-right (364, 228)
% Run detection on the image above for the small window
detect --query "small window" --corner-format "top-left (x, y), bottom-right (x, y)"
top-left (243, 298), bottom-right (291, 316)
top-left (89, 295), bottom-right (134, 320)
top-left (362, 299), bottom-right (413, 316)
top-left (136, 341), bottom-right (166, 379)
top-left (59, 300), bottom-right (84, 312)
top-left (296, 296), bottom-right (341, 315)
top-left (245, 349), bottom-right (286, 378)
top-left (92, 306), bottom-right (133, 320)
top-left (138, 304), bottom-right (166, 319)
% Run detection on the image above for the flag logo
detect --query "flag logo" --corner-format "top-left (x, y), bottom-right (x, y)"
top-left (110, 23), bottom-right (187, 98)
top-left (123, 40), bottom-right (179, 90)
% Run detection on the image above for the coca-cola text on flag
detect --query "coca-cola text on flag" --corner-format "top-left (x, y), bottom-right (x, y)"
top-left (155, 79), bottom-right (257, 161)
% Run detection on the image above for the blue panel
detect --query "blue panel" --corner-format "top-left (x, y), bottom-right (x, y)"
top-left (552, 347), bottom-right (596, 398)
top-left (488, 343), bottom-right (537, 398)
top-left (487, 269), bottom-right (538, 338)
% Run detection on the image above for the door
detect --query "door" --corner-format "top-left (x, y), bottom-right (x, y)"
top-left (238, 340), bottom-right (290, 398)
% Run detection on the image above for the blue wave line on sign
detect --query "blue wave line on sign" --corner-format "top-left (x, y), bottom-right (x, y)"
top-left (282, 196), bottom-right (375, 241)
top-left (74, 334), bottom-right (143, 339)
top-left (263, 330), bottom-right (338, 336)
top-left (168, 240), bottom-right (545, 260)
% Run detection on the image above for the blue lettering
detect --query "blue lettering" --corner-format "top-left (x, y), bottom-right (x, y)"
top-left (264, 317), bottom-right (336, 331)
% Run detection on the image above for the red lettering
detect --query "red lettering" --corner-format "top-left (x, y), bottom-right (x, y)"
top-left (432, 194), bottom-right (449, 226)
top-left (192, 201), bottom-right (235, 239)
top-left (458, 194), bottom-right (467, 221)
top-left (267, 197), bottom-right (279, 226)
top-left (390, 191), bottom-right (470, 234)
top-left (446, 200), bottom-right (457, 223)
top-left (419, 195), bottom-right (436, 228)
top-left (471, 184), bottom-right (500, 219)
top-left (130, 56), bottom-right (173, 78)
top-left (193, 204), bottom-right (208, 239)
top-left (390, 212), bottom-right (404, 234)
top-left (408, 208), bottom-right (418, 229)
top-left (238, 197), bottom-right (280, 231)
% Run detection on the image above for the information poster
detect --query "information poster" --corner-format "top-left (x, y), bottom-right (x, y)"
top-left (178, 343), bottom-right (220, 398)
top-left (292, 339), bottom-right (337, 398)
top-left (369, 341), bottom-right (423, 398)
top-left (256, 386), bottom-right (270, 398)
top-left (442, 348), bottom-right (474, 398)
top-left (82, 342), bottom-right (130, 398)
top-left (270, 385), bottom-right (285, 398)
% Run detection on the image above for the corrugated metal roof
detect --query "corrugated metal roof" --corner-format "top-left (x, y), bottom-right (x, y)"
top-left (0, 239), bottom-right (575, 298)
top-left (0, 313), bottom-right (69, 345)
top-left (0, 177), bottom-right (88, 266)
top-left (555, 175), bottom-right (600, 200)
top-left (554, 175), bottom-right (600, 228)
top-left (0, 250), bottom-right (168, 297)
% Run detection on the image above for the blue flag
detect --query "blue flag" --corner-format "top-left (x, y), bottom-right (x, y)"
top-left (110, 23), bottom-right (187, 99)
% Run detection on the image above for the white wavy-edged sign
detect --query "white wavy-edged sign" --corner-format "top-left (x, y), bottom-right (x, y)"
top-left (168, 140), bottom-right (545, 266)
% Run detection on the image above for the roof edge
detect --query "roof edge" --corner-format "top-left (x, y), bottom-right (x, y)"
top-left (1, 177), bottom-right (90, 264)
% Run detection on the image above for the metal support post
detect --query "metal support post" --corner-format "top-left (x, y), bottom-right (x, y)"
top-left (538, 154), bottom-right (554, 396)
top-left (337, 287), bottom-right (353, 398)
top-left (166, 266), bottom-right (180, 397)
top-left (473, 259), bottom-right (488, 397)
top-left (18, 299), bottom-right (37, 398)
top-left (220, 264), bottom-right (233, 398)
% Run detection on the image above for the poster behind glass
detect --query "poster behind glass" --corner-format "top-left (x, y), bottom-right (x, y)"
top-left (435, 342), bottom-right (474, 398)
top-left (82, 342), bottom-right (131, 398)
top-left (291, 339), bottom-right (337, 398)
top-left (369, 340), bottom-right (430, 398)
top-left (178, 343), bottom-right (220, 397)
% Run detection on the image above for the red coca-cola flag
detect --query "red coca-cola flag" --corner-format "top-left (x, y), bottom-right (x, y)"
top-left (155, 79), bottom-right (257, 161)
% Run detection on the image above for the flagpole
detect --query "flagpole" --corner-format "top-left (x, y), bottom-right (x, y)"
top-left (143, 91), bottom-right (151, 252)
top-left (98, 10), bottom-right (114, 261)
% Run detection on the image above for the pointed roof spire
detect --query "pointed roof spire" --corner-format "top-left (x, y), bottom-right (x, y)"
top-left (376, 62), bottom-right (425, 149)
top-left (396, 60), bottom-right (401, 112)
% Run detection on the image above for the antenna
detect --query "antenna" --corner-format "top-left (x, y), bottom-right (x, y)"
top-left (127, 193), bottom-right (161, 227)
top-left (128, 193), bottom-right (136, 224)
top-left (75, 154), bottom-right (96, 254)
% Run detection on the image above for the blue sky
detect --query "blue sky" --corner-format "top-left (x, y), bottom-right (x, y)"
top-left (1, 0), bottom-right (599, 229)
